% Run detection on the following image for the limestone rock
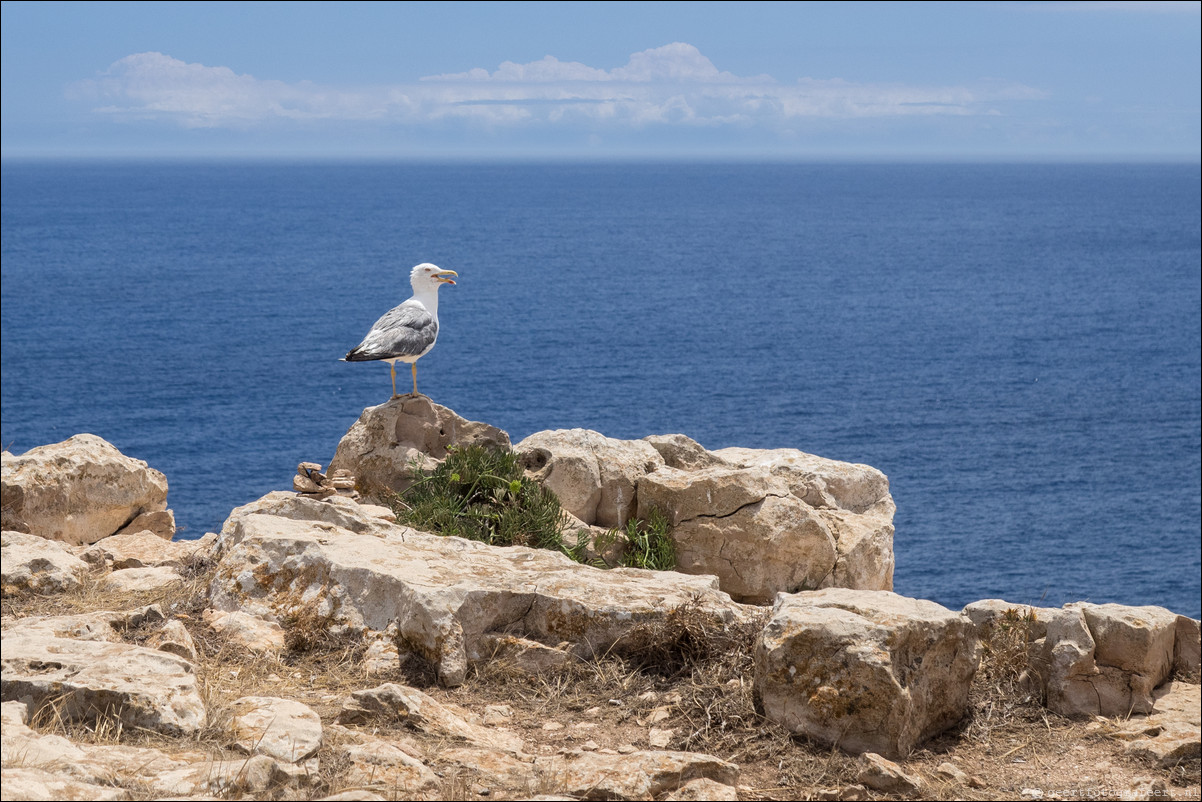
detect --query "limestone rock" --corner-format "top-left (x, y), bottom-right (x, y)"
top-left (152, 619), bottom-right (198, 662)
top-left (1, 530), bottom-right (89, 594)
top-left (667, 493), bottom-right (837, 604)
top-left (0, 767), bottom-right (128, 801)
top-left (1, 434), bottom-right (171, 546)
top-left (327, 726), bottom-right (438, 796)
top-left (329, 395), bottom-right (510, 499)
top-left (963, 599), bottom-right (1191, 717)
top-left (857, 752), bottom-right (923, 793)
top-left (209, 492), bottom-right (748, 687)
top-left (232, 696), bottom-right (323, 762)
top-left (1174, 615), bottom-right (1201, 676)
top-left (3, 604), bottom-right (165, 643)
top-left (337, 682), bottom-right (524, 753)
top-left (755, 589), bottom-right (979, 757)
top-left (534, 749), bottom-right (739, 800)
top-left (643, 434), bottom-right (731, 471)
top-left (203, 609), bottom-right (286, 654)
top-left (1093, 681), bottom-right (1201, 766)
top-left (1, 631), bottom-right (205, 737)
top-left (665, 777), bottom-right (740, 801)
top-left (78, 529), bottom-right (200, 569)
top-left (97, 566), bottom-right (184, 593)
top-left (112, 509), bottom-right (175, 540)
top-left (517, 428), bottom-right (664, 527)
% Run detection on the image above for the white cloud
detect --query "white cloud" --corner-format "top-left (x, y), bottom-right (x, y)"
top-left (71, 44), bottom-right (1045, 131)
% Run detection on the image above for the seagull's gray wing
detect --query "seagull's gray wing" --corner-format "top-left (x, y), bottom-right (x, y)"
top-left (344, 299), bottom-right (438, 361)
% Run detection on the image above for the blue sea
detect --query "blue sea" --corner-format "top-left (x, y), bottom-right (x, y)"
top-left (2, 161), bottom-right (1199, 618)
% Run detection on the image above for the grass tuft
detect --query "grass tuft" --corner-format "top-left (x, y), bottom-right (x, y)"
top-left (389, 445), bottom-right (576, 556)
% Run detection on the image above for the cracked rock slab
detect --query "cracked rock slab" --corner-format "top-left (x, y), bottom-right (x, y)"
top-left (755, 589), bottom-right (979, 757)
top-left (209, 492), bottom-right (748, 687)
top-left (1, 631), bottom-right (206, 737)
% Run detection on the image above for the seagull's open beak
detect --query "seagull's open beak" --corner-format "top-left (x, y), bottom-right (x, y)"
top-left (436, 270), bottom-right (458, 285)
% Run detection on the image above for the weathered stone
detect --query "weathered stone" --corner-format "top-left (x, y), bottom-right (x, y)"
top-left (232, 695), bottom-right (323, 762)
top-left (1174, 615), bottom-right (1201, 676)
top-left (755, 589), bottom-right (979, 757)
top-left (857, 752), bottom-right (922, 793)
top-left (534, 749), bottom-right (739, 800)
top-left (78, 529), bottom-right (200, 569)
top-left (1, 631), bottom-right (205, 736)
top-left (964, 599), bottom-right (1196, 718)
top-left (204, 608), bottom-right (286, 654)
top-left (664, 777), bottom-right (740, 801)
top-left (325, 724), bottom-right (439, 795)
top-left (0, 767), bottom-right (128, 801)
top-left (518, 429), bottom-right (664, 527)
top-left (97, 566), bottom-right (184, 593)
top-left (293, 474), bottom-right (322, 493)
top-left (112, 509), bottom-right (175, 540)
top-left (1093, 681), bottom-right (1201, 767)
top-left (479, 633), bottom-right (576, 674)
top-left (1, 434), bottom-right (170, 546)
top-left (329, 395), bottom-right (510, 499)
top-left (643, 434), bottom-right (730, 471)
top-left (152, 618), bottom-right (198, 662)
top-left (669, 494), bottom-right (837, 604)
top-left (209, 492), bottom-right (748, 687)
top-left (1, 530), bottom-right (89, 594)
top-left (637, 464), bottom-right (791, 527)
top-left (935, 761), bottom-right (969, 784)
top-left (3, 604), bottom-right (165, 643)
top-left (337, 683), bottom-right (524, 753)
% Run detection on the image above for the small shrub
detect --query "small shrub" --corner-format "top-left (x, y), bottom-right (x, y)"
top-left (619, 507), bottom-right (676, 570)
top-left (392, 445), bottom-right (575, 556)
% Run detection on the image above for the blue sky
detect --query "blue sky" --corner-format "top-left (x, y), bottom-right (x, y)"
top-left (2, 1), bottom-right (1199, 160)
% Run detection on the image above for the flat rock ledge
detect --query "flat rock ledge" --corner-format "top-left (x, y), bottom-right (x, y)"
top-left (208, 491), bottom-right (753, 687)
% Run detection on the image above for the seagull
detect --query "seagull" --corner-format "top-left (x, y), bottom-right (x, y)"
top-left (344, 263), bottom-right (458, 398)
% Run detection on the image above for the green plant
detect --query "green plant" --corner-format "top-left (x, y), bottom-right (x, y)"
top-left (618, 507), bottom-right (676, 571)
top-left (392, 445), bottom-right (574, 555)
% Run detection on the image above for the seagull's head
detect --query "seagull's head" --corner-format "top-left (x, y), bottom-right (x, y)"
top-left (410, 263), bottom-right (458, 291)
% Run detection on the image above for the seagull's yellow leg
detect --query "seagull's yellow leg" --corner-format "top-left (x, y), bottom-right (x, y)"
top-left (390, 362), bottom-right (398, 398)
top-left (411, 362), bottom-right (419, 396)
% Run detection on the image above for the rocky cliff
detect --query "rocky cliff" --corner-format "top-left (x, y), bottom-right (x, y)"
top-left (2, 400), bottom-right (1198, 801)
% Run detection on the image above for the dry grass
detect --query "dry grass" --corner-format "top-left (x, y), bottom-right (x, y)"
top-left (7, 554), bottom-right (1199, 801)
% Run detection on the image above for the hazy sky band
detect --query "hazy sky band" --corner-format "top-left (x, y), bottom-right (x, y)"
top-left (2, 1), bottom-right (1199, 159)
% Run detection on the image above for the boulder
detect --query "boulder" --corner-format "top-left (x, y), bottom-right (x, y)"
top-left (516, 426), bottom-right (895, 602)
top-left (664, 492), bottom-right (837, 604)
top-left (208, 492), bottom-right (749, 687)
top-left (1, 632), bottom-right (206, 737)
top-left (1, 435), bottom-right (171, 546)
top-left (517, 429), bottom-right (665, 528)
top-left (232, 696), bottom-right (323, 762)
top-left (1, 530), bottom-right (90, 594)
top-left (963, 599), bottom-right (1190, 717)
top-left (328, 396), bottom-right (510, 499)
top-left (755, 589), bottom-right (979, 757)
